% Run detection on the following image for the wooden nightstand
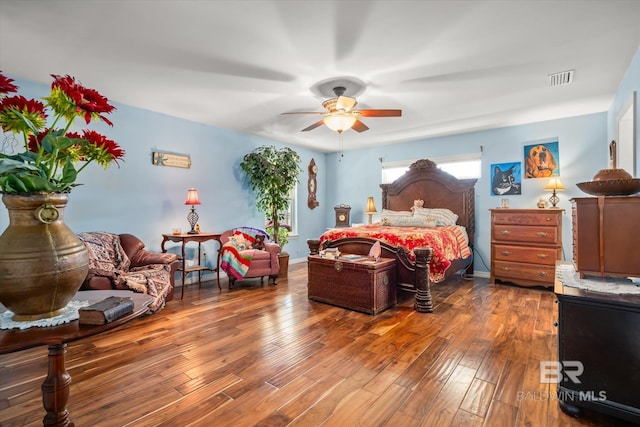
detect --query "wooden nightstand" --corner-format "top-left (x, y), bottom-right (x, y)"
top-left (490, 208), bottom-right (563, 288)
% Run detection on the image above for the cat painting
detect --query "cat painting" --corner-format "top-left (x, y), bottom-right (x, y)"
top-left (491, 162), bottom-right (522, 195)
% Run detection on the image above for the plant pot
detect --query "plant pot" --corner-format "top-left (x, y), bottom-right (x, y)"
top-left (0, 193), bottom-right (89, 321)
top-left (278, 252), bottom-right (289, 279)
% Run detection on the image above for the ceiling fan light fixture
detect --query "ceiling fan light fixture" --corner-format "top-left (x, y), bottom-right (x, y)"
top-left (323, 113), bottom-right (357, 133)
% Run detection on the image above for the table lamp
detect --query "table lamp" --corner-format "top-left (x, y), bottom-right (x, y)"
top-left (184, 188), bottom-right (201, 234)
top-left (365, 196), bottom-right (377, 224)
top-left (544, 177), bottom-right (565, 208)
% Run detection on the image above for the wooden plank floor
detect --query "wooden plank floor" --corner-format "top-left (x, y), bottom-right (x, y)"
top-left (0, 263), bottom-right (634, 426)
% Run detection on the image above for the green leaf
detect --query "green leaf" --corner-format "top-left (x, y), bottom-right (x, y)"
top-left (60, 160), bottom-right (78, 184)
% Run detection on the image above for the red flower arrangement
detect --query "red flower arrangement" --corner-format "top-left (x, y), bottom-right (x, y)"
top-left (0, 72), bottom-right (125, 193)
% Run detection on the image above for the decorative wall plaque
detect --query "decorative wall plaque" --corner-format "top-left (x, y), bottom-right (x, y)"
top-left (152, 151), bottom-right (191, 168)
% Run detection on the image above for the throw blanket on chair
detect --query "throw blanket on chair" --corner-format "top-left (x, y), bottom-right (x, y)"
top-left (77, 232), bottom-right (171, 314)
top-left (219, 229), bottom-right (259, 281)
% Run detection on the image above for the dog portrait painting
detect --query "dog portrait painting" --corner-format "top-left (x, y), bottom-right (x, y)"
top-left (524, 141), bottom-right (559, 178)
top-left (491, 162), bottom-right (522, 196)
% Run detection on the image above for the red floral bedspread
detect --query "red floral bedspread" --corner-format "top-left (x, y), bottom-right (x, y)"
top-left (320, 224), bottom-right (471, 283)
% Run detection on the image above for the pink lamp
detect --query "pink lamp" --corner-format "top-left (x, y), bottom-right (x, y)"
top-left (184, 188), bottom-right (201, 234)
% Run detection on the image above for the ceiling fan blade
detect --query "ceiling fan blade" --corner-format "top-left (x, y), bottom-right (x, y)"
top-left (358, 109), bottom-right (402, 117)
top-left (351, 120), bottom-right (369, 133)
top-left (301, 120), bottom-right (325, 132)
top-left (281, 111), bottom-right (324, 115)
top-left (336, 95), bottom-right (357, 112)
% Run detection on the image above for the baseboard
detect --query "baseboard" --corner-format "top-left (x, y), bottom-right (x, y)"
top-left (471, 271), bottom-right (490, 279)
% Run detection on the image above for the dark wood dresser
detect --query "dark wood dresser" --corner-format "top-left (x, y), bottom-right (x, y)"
top-left (307, 255), bottom-right (396, 315)
top-left (555, 270), bottom-right (640, 424)
top-left (490, 208), bottom-right (563, 288)
top-left (571, 196), bottom-right (640, 278)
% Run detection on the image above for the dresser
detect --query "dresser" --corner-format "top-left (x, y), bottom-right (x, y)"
top-left (571, 196), bottom-right (640, 278)
top-left (555, 270), bottom-right (640, 424)
top-left (490, 208), bottom-right (563, 288)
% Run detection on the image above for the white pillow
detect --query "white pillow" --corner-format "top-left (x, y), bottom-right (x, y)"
top-left (381, 209), bottom-right (413, 217)
top-left (413, 207), bottom-right (458, 226)
top-left (382, 215), bottom-right (437, 228)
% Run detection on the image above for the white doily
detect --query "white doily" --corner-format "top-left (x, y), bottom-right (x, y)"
top-left (0, 300), bottom-right (90, 330)
top-left (556, 264), bottom-right (640, 295)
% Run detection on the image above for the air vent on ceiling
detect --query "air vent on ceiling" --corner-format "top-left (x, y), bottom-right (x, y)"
top-left (548, 70), bottom-right (574, 87)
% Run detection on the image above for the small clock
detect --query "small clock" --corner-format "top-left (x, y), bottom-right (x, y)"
top-left (334, 204), bottom-right (351, 227)
top-left (308, 159), bottom-right (319, 209)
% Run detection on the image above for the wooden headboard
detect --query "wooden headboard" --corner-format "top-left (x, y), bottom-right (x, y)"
top-left (380, 158), bottom-right (477, 242)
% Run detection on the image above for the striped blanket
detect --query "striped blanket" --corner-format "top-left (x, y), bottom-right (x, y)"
top-left (220, 242), bottom-right (253, 281)
top-left (219, 229), bottom-right (265, 280)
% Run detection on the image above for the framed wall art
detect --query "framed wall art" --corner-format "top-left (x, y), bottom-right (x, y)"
top-left (491, 162), bottom-right (522, 195)
top-left (523, 140), bottom-right (559, 178)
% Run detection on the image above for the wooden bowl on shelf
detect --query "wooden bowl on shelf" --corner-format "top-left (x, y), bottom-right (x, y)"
top-left (576, 178), bottom-right (640, 196)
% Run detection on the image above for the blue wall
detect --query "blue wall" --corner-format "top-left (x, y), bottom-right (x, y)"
top-left (608, 47), bottom-right (640, 170)
top-left (3, 46), bottom-right (639, 278)
top-left (325, 113), bottom-right (607, 274)
top-left (0, 77), bottom-right (327, 272)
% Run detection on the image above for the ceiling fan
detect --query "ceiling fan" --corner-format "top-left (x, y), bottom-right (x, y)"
top-left (282, 86), bottom-right (402, 133)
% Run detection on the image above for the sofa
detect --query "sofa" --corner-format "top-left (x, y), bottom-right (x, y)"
top-left (219, 227), bottom-right (281, 287)
top-left (78, 233), bottom-right (179, 302)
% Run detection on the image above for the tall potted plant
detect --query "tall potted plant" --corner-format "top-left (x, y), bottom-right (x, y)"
top-left (240, 146), bottom-right (301, 277)
top-left (0, 72), bottom-right (124, 320)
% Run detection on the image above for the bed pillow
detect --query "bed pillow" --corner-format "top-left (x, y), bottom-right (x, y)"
top-left (381, 209), bottom-right (413, 217)
top-left (381, 215), bottom-right (437, 228)
top-left (413, 207), bottom-right (458, 226)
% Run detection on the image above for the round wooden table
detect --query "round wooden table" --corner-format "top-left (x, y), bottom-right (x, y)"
top-left (0, 290), bottom-right (153, 427)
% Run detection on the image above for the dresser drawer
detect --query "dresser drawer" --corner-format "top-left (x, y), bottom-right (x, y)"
top-left (492, 224), bottom-right (559, 245)
top-left (493, 244), bottom-right (558, 266)
top-left (492, 211), bottom-right (561, 226)
top-left (493, 260), bottom-right (555, 283)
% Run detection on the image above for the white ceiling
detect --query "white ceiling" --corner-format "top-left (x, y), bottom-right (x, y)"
top-left (1, 0), bottom-right (640, 153)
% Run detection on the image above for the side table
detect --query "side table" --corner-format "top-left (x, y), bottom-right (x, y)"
top-left (161, 232), bottom-right (223, 298)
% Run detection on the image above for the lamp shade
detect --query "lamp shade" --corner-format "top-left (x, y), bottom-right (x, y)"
top-left (323, 113), bottom-right (357, 133)
top-left (544, 177), bottom-right (565, 191)
top-left (365, 196), bottom-right (377, 214)
top-left (184, 188), bottom-right (201, 205)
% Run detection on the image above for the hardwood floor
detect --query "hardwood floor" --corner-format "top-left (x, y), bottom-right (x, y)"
top-left (0, 263), bottom-right (634, 426)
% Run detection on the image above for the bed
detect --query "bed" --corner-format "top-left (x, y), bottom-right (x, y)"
top-left (307, 158), bottom-right (477, 312)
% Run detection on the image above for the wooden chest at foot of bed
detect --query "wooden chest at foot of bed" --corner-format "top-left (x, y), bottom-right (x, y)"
top-left (307, 255), bottom-right (397, 315)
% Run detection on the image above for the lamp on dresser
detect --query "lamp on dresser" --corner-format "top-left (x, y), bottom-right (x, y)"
top-left (184, 188), bottom-right (201, 234)
top-left (544, 177), bottom-right (565, 208)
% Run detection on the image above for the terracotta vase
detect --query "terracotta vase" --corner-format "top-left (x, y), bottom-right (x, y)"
top-left (0, 193), bottom-right (89, 321)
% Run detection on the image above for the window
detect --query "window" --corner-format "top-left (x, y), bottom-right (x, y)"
top-left (381, 153), bottom-right (482, 184)
top-left (280, 185), bottom-right (297, 235)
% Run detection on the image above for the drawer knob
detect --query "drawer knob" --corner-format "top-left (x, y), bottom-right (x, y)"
top-left (546, 217), bottom-right (551, 222)
top-left (537, 253), bottom-right (548, 259)
top-left (501, 230), bottom-right (511, 235)
top-left (502, 267), bottom-right (511, 271)
top-left (537, 232), bottom-right (548, 237)
top-left (501, 250), bottom-right (511, 256)
top-left (335, 261), bottom-right (343, 272)
top-left (537, 271), bottom-right (547, 277)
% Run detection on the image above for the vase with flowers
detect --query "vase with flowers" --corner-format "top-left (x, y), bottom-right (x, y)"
top-left (0, 71), bottom-right (125, 320)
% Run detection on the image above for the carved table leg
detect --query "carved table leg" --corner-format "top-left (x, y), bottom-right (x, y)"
top-left (413, 248), bottom-right (433, 313)
top-left (42, 343), bottom-right (74, 427)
